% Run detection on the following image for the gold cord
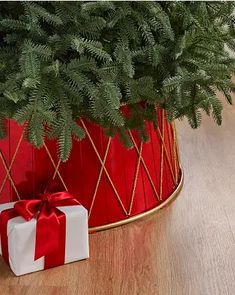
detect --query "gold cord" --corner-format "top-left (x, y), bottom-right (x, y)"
top-left (88, 137), bottom-right (112, 218)
top-left (173, 121), bottom-right (181, 172)
top-left (0, 151), bottom-right (20, 200)
top-left (157, 126), bottom-right (177, 186)
top-left (172, 122), bottom-right (178, 182)
top-left (43, 143), bottom-right (68, 191)
top-left (129, 131), bottom-right (160, 201)
top-left (0, 132), bottom-right (24, 195)
top-left (53, 159), bottom-right (61, 180)
top-left (80, 119), bottom-right (128, 216)
top-left (128, 141), bottom-right (143, 215)
top-left (159, 112), bottom-right (164, 200)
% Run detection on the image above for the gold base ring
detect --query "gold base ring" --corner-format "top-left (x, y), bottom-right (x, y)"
top-left (89, 168), bottom-right (184, 232)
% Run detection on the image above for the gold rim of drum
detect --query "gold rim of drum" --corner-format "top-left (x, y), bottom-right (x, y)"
top-left (89, 168), bottom-right (184, 233)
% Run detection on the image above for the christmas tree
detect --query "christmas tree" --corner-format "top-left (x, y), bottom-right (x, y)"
top-left (1, 1), bottom-right (235, 161)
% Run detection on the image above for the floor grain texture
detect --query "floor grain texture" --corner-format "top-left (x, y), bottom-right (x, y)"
top-left (0, 98), bottom-right (235, 295)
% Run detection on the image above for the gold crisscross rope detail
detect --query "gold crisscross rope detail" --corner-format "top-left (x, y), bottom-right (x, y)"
top-left (43, 143), bottom-right (68, 191)
top-left (128, 132), bottom-right (160, 202)
top-left (173, 121), bottom-right (180, 181)
top-left (81, 118), bottom-right (153, 217)
top-left (80, 119), bottom-right (129, 216)
top-left (0, 132), bottom-right (24, 200)
top-left (0, 151), bottom-right (20, 200)
top-left (157, 124), bottom-right (177, 186)
top-left (127, 141), bottom-right (143, 215)
top-left (88, 137), bottom-right (112, 218)
top-left (0, 116), bottom-right (180, 217)
top-left (172, 122), bottom-right (178, 181)
top-left (159, 112), bottom-right (165, 200)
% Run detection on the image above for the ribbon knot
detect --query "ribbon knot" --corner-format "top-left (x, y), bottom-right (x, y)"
top-left (39, 193), bottom-right (51, 202)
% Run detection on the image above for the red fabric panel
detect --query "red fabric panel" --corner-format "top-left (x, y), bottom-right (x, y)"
top-left (10, 121), bottom-right (35, 201)
top-left (0, 110), bottom-right (181, 227)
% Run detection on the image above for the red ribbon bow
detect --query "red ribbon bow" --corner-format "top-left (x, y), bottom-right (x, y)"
top-left (14, 191), bottom-right (80, 260)
top-left (0, 186), bottom-right (80, 269)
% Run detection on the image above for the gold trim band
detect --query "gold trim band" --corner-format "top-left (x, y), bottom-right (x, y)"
top-left (89, 168), bottom-right (184, 233)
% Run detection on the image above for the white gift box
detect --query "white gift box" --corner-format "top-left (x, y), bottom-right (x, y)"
top-left (0, 202), bottom-right (89, 276)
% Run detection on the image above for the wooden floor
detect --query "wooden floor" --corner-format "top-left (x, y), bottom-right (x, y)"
top-left (1, 98), bottom-right (235, 295)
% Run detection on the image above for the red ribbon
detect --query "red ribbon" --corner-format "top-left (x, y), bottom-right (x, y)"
top-left (0, 189), bottom-right (80, 269)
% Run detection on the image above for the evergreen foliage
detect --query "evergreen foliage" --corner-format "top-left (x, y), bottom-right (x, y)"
top-left (1, 1), bottom-right (235, 160)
